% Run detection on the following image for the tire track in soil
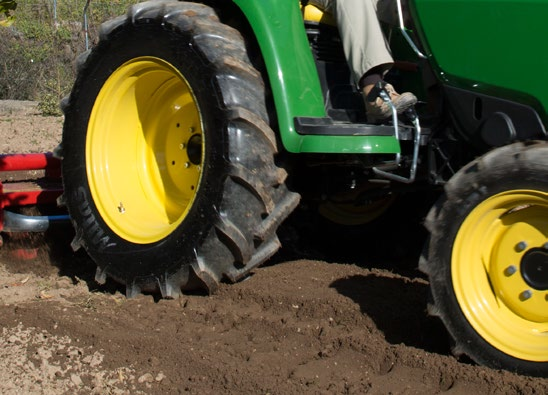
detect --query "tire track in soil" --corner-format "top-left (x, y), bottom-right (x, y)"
top-left (0, 256), bottom-right (547, 394)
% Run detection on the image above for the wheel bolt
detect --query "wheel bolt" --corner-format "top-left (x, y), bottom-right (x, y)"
top-left (117, 202), bottom-right (126, 214)
top-left (189, 127), bottom-right (194, 133)
top-left (516, 241), bottom-right (528, 252)
top-left (179, 143), bottom-right (185, 150)
top-left (184, 162), bottom-right (190, 168)
top-left (504, 265), bottom-right (517, 276)
top-left (519, 290), bottom-right (533, 301)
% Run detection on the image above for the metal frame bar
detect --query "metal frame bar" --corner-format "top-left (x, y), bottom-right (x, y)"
top-left (0, 153), bottom-right (68, 233)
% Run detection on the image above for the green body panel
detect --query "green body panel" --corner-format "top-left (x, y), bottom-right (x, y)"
top-left (232, 0), bottom-right (401, 154)
top-left (299, 135), bottom-right (400, 154)
top-left (412, 0), bottom-right (548, 121)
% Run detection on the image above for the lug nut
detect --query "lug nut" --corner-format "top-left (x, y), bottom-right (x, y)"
top-left (516, 241), bottom-right (528, 252)
top-left (519, 290), bottom-right (533, 301)
top-left (504, 265), bottom-right (517, 276)
top-left (117, 202), bottom-right (126, 214)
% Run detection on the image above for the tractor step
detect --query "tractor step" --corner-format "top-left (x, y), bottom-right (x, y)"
top-left (295, 116), bottom-right (398, 136)
top-left (294, 116), bottom-right (430, 143)
top-left (0, 153), bottom-right (69, 233)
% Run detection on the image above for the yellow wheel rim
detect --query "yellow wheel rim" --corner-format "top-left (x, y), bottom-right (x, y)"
top-left (453, 190), bottom-right (548, 361)
top-left (86, 57), bottom-right (204, 244)
top-left (318, 195), bottom-right (395, 226)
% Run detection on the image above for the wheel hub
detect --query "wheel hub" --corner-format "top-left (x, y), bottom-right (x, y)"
top-left (187, 134), bottom-right (202, 165)
top-left (521, 248), bottom-right (548, 291)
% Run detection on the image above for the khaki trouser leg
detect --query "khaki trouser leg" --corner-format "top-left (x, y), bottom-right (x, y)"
top-left (309, 0), bottom-right (394, 86)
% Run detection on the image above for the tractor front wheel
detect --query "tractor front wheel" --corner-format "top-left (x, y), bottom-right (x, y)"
top-left (422, 142), bottom-right (548, 376)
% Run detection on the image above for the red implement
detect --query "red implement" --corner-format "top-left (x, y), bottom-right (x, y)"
top-left (0, 153), bottom-right (65, 232)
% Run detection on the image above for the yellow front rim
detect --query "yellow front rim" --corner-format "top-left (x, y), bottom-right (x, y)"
top-left (453, 190), bottom-right (548, 361)
top-left (86, 57), bottom-right (203, 244)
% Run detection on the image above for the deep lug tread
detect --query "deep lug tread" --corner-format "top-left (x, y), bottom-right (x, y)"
top-left (125, 282), bottom-right (141, 299)
top-left (94, 266), bottom-right (107, 285)
top-left (230, 163), bottom-right (275, 214)
top-left (70, 228), bottom-right (84, 252)
top-left (190, 256), bottom-right (220, 294)
top-left (62, 0), bottom-right (300, 297)
top-left (423, 141), bottom-right (548, 376)
top-left (255, 191), bottom-right (301, 241)
top-left (59, 96), bottom-right (70, 115)
top-left (157, 275), bottom-right (181, 299)
top-left (214, 215), bottom-right (253, 265)
top-left (56, 193), bottom-right (66, 208)
top-left (98, 16), bottom-right (126, 40)
top-left (227, 107), bottom-right (278, 153)
top-left (223, 237), bottom-right (281, 283)
top-left (52, 143), bottom-right (64, 159)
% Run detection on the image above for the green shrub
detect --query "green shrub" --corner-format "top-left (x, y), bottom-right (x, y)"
top-left (0, 0), bottom-right (17, 27)
top-left (0, 0), bottom-right (139, 115)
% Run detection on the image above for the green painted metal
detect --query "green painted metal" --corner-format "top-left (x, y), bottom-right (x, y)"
top-left (232, 0), bottom-right (401, 154)
top-left (299, 135), bottom-right (400, 154)
top-left (412, 0), bottom-right (548, 120)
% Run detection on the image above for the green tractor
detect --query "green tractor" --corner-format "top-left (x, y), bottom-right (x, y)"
top-left (59, 0), bottom-right (548, 375)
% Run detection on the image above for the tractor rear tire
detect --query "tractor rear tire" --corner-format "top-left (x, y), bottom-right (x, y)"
top-left (422, 141), bottom-right (548, 376)
top-left (61, 1), bottom-right (299, 296)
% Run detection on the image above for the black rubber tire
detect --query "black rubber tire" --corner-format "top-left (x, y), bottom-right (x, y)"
top-left (61, 1), bottom-right (299, 297)
top-left (421, 141), bottom-right (548, 376)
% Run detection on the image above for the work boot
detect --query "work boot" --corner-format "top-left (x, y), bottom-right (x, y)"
top-left (364, 82), bottom-right (417, 123)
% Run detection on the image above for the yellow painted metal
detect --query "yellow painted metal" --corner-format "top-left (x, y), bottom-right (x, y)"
top-left (302, 4), bottom-right (336, 26)
top-left (318, 195), bottom-right (395, 226)
top-left (86, 57), bottom-right (204, 244)
top-left (453, 190), bottom-right (548, 361)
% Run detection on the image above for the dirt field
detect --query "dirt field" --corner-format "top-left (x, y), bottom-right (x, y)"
top-left (0, 101), bottom-right (547, 394)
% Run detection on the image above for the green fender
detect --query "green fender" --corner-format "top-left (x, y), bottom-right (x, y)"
top-left (232, 0), bottom-right (400, 154)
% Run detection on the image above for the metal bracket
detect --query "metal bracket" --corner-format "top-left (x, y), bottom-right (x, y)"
top-left (371, 86), bottom-right (422, 184)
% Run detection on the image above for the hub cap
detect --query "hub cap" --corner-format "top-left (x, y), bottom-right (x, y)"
top-left (521, 249), bottom-right (548, 291)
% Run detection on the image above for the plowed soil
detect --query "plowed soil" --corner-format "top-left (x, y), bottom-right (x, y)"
top-left (0, 101), bottom-right (546, 394)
